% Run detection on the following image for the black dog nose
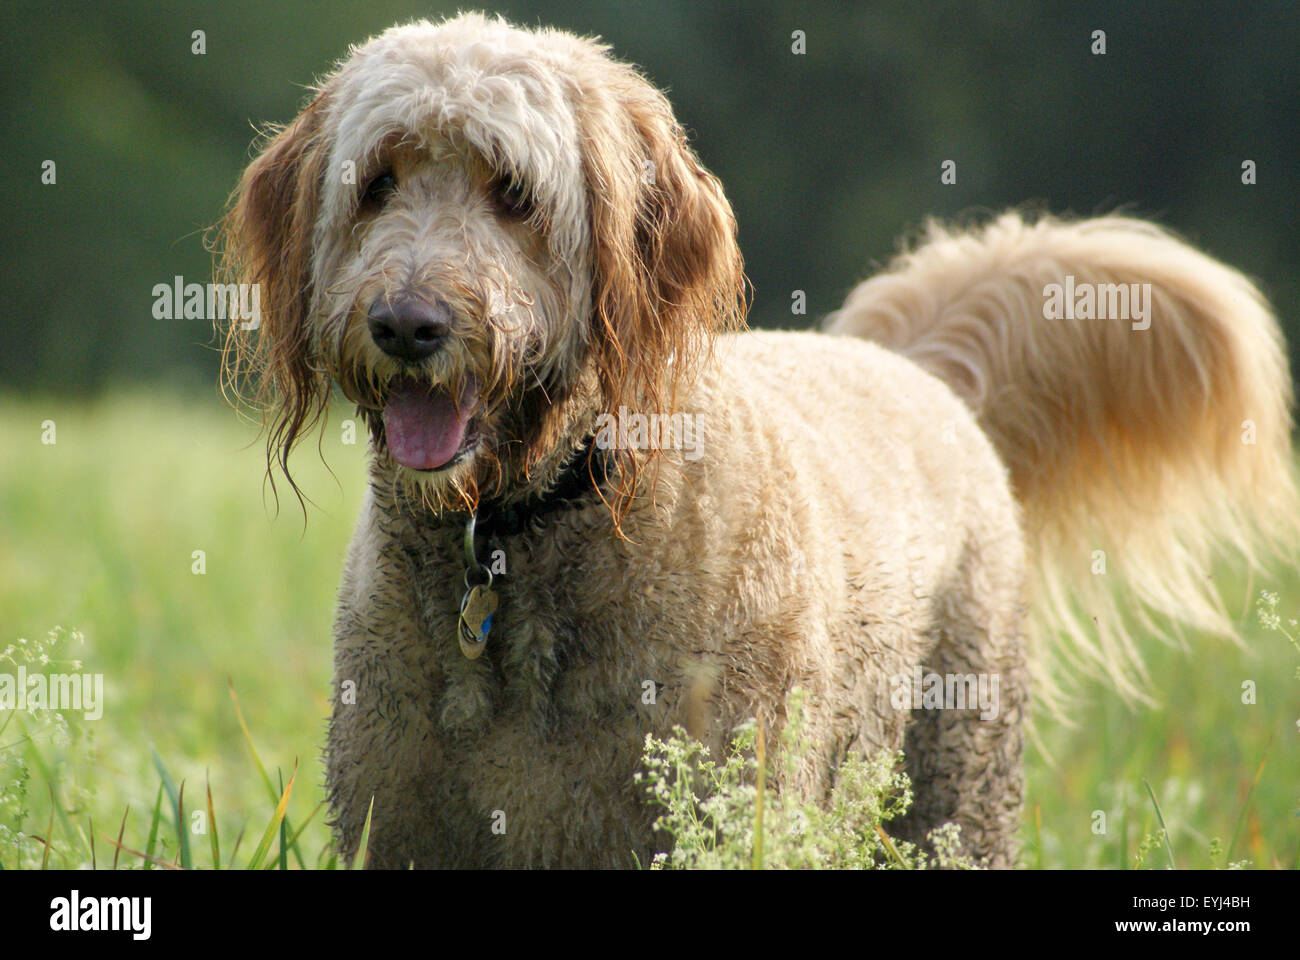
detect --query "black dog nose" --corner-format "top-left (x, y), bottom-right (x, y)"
top-left (367, 296), bottom-right (452, 361)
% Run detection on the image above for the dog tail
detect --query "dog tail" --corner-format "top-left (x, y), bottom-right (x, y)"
top-left (824, 211), bottom-right (1299, 706)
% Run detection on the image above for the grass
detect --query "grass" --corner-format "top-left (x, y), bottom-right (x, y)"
top-left (0, 389), bottom-right (365, 868)
top-left (0, 389), bottom-right (1297, 868)
top-left (1022, 586), bottom-right (1300, 869)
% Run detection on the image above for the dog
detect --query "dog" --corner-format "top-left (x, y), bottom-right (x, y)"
top-left (218, 13), bottom-right (1298, 867)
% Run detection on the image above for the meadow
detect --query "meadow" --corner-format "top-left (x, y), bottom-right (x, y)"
top-left (1, 391), bottom-right (1296, 869)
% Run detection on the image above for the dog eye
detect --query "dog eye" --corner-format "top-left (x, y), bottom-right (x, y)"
top-left (361, 171), bottom-right (397, 209)
top-left (491, 174), bottom-right (534, 221)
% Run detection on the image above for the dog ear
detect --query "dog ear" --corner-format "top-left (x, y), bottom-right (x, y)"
top-left (217, 92), bottom-right (332, 499)
top-left (580, 68), bottom-right (747, 496)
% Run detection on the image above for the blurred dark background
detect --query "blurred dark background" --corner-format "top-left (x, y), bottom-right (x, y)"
top-left (2, 0), bottom-right (1297, 394)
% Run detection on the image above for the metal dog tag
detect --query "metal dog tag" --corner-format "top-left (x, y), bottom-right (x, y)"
top-left (458, 584), bottom-right (499, 659)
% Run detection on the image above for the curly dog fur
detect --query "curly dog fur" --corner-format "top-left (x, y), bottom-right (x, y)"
top-left (219, 13), bottom-right (1298, 867)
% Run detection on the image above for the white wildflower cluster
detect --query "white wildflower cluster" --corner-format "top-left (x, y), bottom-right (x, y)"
top-left (1256, 590), bottom-right (1300, 694)
top-left (635, 690), bottom-right (976, 870)
top-left (0, 626), bottom-right (95, 868)
top-left (1255, 590), bottom-right (1284, 635)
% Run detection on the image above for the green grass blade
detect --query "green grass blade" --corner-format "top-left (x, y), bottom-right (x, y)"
top-left (350, 796), bottom-right (375, 870)
top-left (1142, 778), bottom-right (1177, 869)
top-left (245, 763), bottom-right (296, 870)
top-left (178, 781), bottom-right (189, 870)
top-left (206, 774), bottom-right (221, 870)
top-left (227, 825), bottom-right (246, 870)
top-left (143, 780), bottom-right (164, 869)
top-left (227, 678), bottom-right (307, 869)
top-left (1226, 737), bottom-right (1272, 866)
top-left (227, 679), bottom-right (273, 797)
top-left (281, 801), bottom-right (324, 855)
top-left (278, 770), bottom-right (288, 871)
top-left (112, 806), bottom-right (128, 871)
top-left (24, 723), bottom-right (84, 860)
top-left (151, 747), bottom-right (192, 870)
top-left (40, 787), bottom-right (54, 869)
top-left (874, 825), bottom-right (909, 868)
top-left (101, 834), bottom-right (183, 870)
top-left (263, 800), bottom-right (327, 870)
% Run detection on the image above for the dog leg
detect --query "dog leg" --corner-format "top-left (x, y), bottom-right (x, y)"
top-left (893, 542), bottom-right (1028, 868)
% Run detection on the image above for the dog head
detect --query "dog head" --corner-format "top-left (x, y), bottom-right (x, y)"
top-left (219, 13), bottom-right (745, 517)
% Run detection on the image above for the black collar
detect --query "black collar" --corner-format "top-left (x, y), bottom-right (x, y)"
top-left (467, 437), bottom-right (616, 556)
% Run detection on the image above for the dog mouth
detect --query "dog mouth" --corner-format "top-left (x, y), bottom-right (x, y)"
top-left (380, 375), bottom-right (481, 471)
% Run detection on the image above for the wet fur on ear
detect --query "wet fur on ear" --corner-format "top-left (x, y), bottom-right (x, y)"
top-left (578, 61), bottom-right (748, 517)
top-left (216, 91), bottom-right (332, 506)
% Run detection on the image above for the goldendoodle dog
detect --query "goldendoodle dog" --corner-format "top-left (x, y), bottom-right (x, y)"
top-left (219, 13), bottom-right (1297, 867)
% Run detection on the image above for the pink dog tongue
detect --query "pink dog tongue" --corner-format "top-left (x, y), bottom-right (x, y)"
top-left (382, 378), bottom-right (477, 470)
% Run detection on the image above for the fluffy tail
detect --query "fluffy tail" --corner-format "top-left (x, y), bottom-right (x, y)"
top-left (825, 212), bottom-right (1299, 706)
